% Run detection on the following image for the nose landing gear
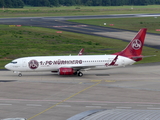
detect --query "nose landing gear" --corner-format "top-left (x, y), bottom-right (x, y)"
top-left (13, 71), bottom-right (22, 77)
top-left (18, 73), bottom-right (22, 77)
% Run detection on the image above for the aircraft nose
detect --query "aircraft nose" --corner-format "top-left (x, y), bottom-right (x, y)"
top-left (5, 64), bottom-right (10, 70)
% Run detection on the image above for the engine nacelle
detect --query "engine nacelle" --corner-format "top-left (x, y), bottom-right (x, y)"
top-left (58, 68), bottom-right (74, 75)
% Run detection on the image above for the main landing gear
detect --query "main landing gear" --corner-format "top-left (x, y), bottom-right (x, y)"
top-left (77, 71), bottom-right (83, 77)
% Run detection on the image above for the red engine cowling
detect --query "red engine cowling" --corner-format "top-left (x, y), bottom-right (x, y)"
top-left (58, 68), bottom-right (74, 75)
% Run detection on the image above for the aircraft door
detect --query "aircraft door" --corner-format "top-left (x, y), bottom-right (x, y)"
top-left (22, 59), bottom-right (27, 67)
top-left (122, 59), bottom-right (125, 67)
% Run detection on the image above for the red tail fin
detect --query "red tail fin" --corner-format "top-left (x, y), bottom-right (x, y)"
top-left (113, 28), bottom-right (147, 61)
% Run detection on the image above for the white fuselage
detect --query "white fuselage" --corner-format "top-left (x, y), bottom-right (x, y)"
top-left (5, 55), bottom-right (135, 72)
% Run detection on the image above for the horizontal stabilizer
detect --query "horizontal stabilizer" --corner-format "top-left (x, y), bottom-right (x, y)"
top-left (131, 55), bottom-right (156, 59)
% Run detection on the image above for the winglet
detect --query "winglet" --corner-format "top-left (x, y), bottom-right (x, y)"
top-left (78, 48), bottom-right (84, 56)
top-left (105, 55), bottom-right (118, 67)
top-left (109, 55), bottom-right (118, 66)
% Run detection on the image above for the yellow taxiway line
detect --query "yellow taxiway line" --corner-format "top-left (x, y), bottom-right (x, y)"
top-left (27, 81), bottom-right (101, 120)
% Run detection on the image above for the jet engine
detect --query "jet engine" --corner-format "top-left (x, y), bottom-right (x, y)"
top-left (58, 68), bottom-right (74, 75)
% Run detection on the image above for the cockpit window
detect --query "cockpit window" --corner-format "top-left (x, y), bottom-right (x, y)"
top-left (11, 61), bottom-right (17, 64)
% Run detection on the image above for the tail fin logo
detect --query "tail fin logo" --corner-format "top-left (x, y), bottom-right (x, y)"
top-left (132, 39), bottom-right (142, 50)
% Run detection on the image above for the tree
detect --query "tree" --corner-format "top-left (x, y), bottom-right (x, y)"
top-left (49, 0), bottom-right (59, 6)
top-left (11, 0), bottom-right (24, 8)
top-left (85, 0), bottom-right (93, 6)
top-left (102, 0), bottom-right (111, 6)
top-left (40, 0), bottom-right (50, 6)
top-left (0, 0), bottom-right (5, 7)
top-left (133, 0), bottom-right (139, 5)
top-left (149, 0), bottom-right (155, 4)
top-left (30, 0), bottom-right (50, 6)
top-left (115, 0), bottom-right (123, 6)
top-left (111, 0), bottom-right (116, 6)
top-left (155, 0), bottom-right (160, 4)
top-left (29, 0), bottom-right (38, 6)
top-left (127, 0), bottom-right (134, 5)
top-left (66, 0), bottom-right (75, 6)
top-left (19, 0), bottom-right (160, 7)
top-left (22, 0), bottom-right (29, 5)
top-left (92, 0), bottom-right (102, 6)
top-left (11, 0), bottom-right (18, 7)
top-left (75, 0), bottom-right (82, 5)
top-left (17, 0), bottom-right (24, 8)
top-left (59, 0), bottom-right (65, 5)
top-left (4, 0), bottom-right (12, 8)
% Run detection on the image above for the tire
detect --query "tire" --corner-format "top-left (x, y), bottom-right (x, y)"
top-left (78, 72), bottom-right (83, 77)
top-left (18, 73), bottom-right (22, 77)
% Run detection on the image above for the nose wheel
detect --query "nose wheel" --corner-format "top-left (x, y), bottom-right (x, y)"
top-left (18, 73), bottom-right (22, 77)
top-left (13, 71), bottom-right (22, 77)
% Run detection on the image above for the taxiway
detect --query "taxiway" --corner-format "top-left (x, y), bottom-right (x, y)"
top-left (0, 63), bottom-right (160, 120)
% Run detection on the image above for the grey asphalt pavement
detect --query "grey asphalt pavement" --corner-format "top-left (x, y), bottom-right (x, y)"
top-left (0, 63), bottom-right (160, 120)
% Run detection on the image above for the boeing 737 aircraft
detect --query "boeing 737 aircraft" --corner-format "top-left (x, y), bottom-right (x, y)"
top-left (5, 28), bottom-right (147, 77)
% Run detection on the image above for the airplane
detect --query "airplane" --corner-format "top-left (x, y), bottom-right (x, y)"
top-left (5, 28), bottom-right (147, 77)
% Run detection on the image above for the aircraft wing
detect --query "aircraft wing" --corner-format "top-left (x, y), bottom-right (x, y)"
top-left (60, 65), bottom-right (96, 71)
top-left (72, 65), bottom-right (96, 71)
top-left (59, 55), bottom-right (119, 71)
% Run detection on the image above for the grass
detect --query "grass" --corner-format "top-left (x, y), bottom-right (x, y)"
top-left (0, 25), bottom-right (125, 58)
top-left (1, 5), bottom-right (160, 18)
top-left (69, 17), bottom-right (160, 33)
top-left (0, 25), bottom-right (159, 69)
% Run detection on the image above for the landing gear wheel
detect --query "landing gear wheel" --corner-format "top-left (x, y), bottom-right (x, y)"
top-left (18, 73), bottom-right (22, 77)
top-left (78, 72), bottom-right (83, 77)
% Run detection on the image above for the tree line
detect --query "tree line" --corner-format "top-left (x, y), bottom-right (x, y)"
top-left (1, 0), bottom-right (160, 8)
top-left (0, 0), bottom-right (24, 8)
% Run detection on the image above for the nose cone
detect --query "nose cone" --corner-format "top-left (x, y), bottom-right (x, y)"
top-left (5, 64), bottom-right (10, 70)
